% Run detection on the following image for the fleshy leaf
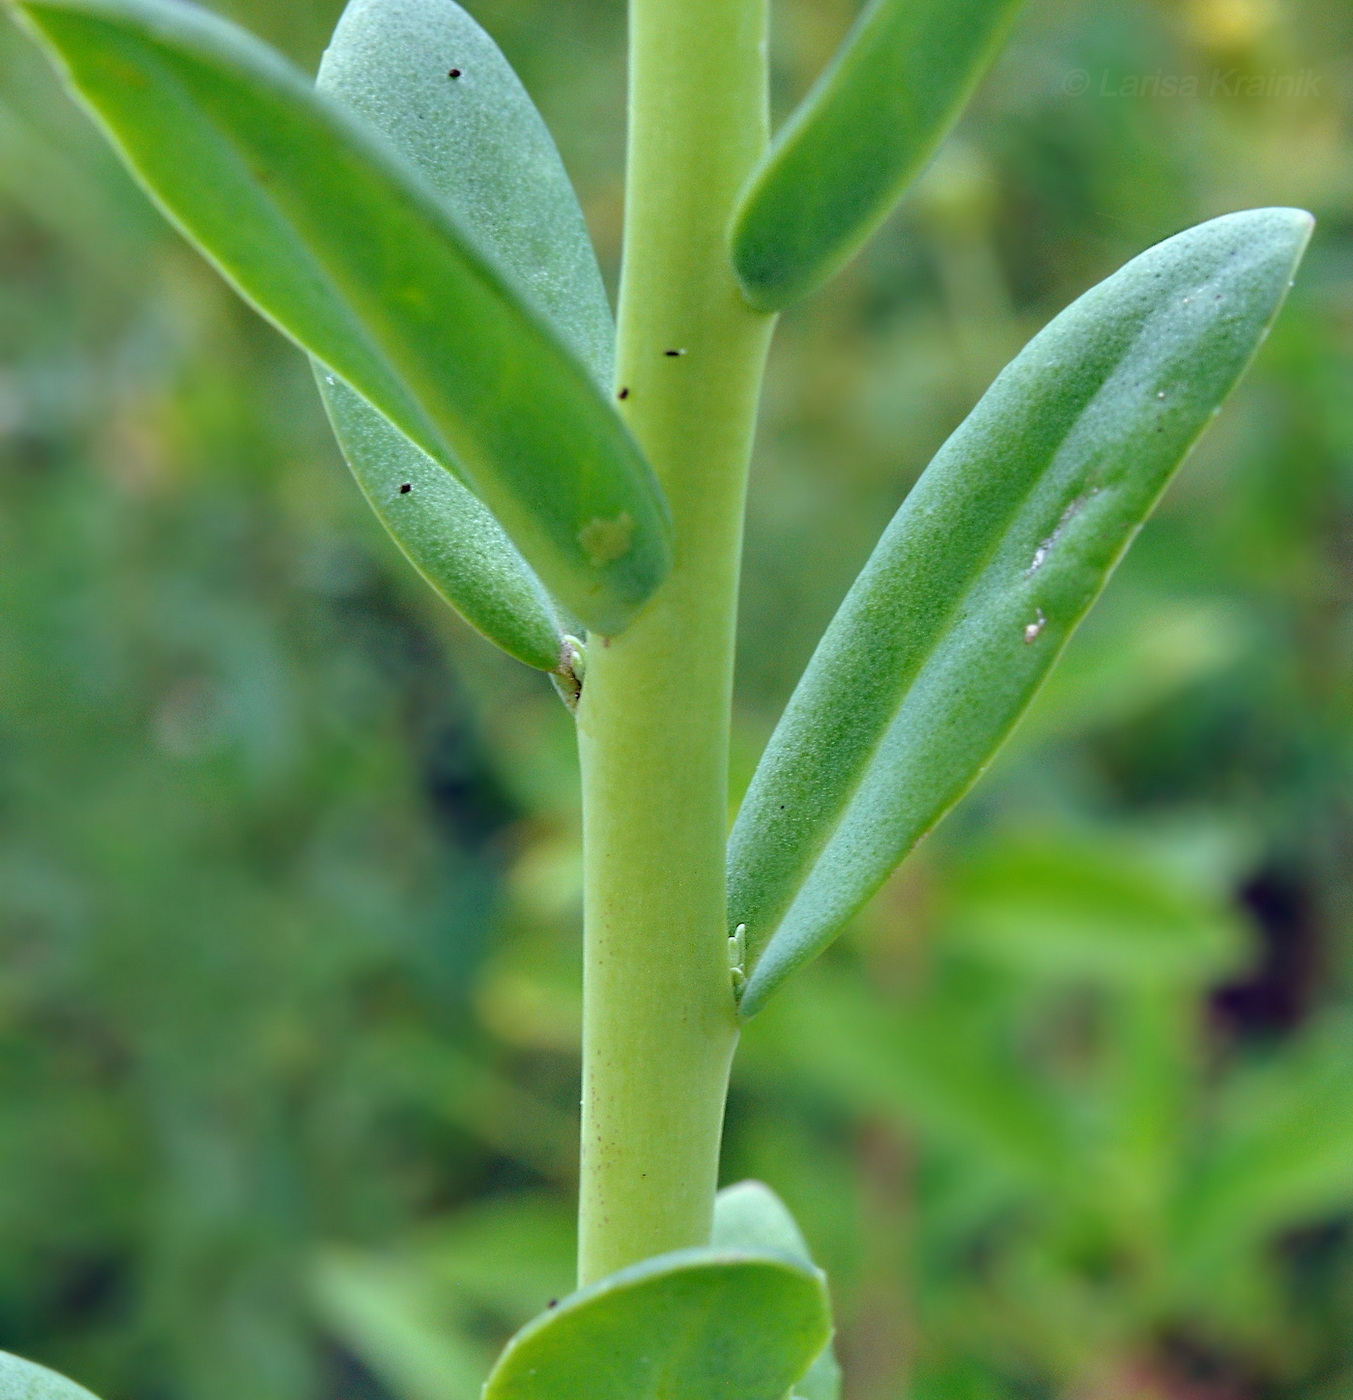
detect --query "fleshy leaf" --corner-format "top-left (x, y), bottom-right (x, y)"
top-left (317, 0), bottom-right (614, 389)
top-left (729, 209), bottom-right (1313, 1018)
top-left (0, 1353), bottom-right (99, 1400)
top-left (15, 0), bottom-right (669, 637)
top-left (316, 376), bottom-right (567, 670)
top-left (481, 1247), bottom-right (831, 1400)
top-left (731, 0), bottom-right (1025, 311)
top-left (314, 0), bottom-right (614, 668)
top-left (713, 1183), bottom-right (841, 1400)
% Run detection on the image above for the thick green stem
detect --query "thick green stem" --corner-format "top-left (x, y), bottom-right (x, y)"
top-left (575, 0), bottom-right (774, 1285)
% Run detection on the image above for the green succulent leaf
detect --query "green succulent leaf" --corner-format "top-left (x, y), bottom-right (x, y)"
top-left (317, 0), bottom-right (614, 391)
top-left (713, 1183), bottom-right (841, 1400)
top-left (15, 0), bottom-right (670, 637)
top-left (314, 0), bottom-right (615, 669)
top-left (316, 379), bottom-right (567, 671)
top-left (0, 1353), bottom-right (99, 1400)
top-left (729, 208), bottom-right (1313, 1018)
top-left (712, 1181), bottom-right (817, 1267)
top-left (481, 1247), bottom-right (831, 1400)
top-left (731, 0), bottom-right (1025, 311)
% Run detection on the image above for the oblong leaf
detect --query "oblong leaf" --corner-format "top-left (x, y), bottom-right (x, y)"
top-left (712, 1181), bottom-right (816, 1268)
top-left (729, 208), bottom-right (1313, 1018)
top-left (0, 1353), bottom-right (99, 1400)
top-left (313, 0), bottom-right (613, 669)
top-left (713, 1183), bottom-right (842, 1400)
top-left (16, 0), bottom-right (669, 636)
top-left (482, 1247), bottom-right (831, 1400)
top-left (318, 0), bottom-right (614, 390)
top-left (318, 374), bottom-right (567, 670)
top-left (731, 0), bottom-right (1025, 311)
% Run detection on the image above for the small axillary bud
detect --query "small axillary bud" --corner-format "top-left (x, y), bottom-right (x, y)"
top-left (553, 634), bottom-right (587, 713)
top-left (728, 923), bottom-right (748, 999)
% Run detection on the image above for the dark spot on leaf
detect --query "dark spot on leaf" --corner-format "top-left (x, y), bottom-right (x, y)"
top-left (664, 348), bottom-right (687, 357)
top-left (448, 68), bottom-right (462, 79)
top-left (547, 1299), bottom-right (559, 1309)
top-left (618, 387), bottom-right (630, 400)
top-left (399, 483), bottom-right (412, 494)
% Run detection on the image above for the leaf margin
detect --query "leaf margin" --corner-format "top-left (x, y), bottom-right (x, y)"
top-left (729, 206), bottom-right (1315, 1019)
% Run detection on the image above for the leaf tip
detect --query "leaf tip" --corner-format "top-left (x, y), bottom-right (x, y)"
top-left (1202, 205), bottom-right (1315, 269)
top-left (736, 958), bottom-right (776, 1021)
top-left (729, 213), bottom-right (803, 314)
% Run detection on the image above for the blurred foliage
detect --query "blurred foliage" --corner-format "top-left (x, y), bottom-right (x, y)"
top-left (0, 0), bottom-right (1349, 1398)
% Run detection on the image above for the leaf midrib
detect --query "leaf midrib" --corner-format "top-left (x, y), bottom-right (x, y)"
top-left (740, 326), bottom-right (1152, 974)
top-left (99, 13), bottom-right (456, 482)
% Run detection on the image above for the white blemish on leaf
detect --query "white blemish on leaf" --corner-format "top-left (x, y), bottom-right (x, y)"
top-left (1026, 494), bottom-right (1091, 576)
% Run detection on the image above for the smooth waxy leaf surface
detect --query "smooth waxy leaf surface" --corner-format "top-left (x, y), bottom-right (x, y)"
top-left (317, 375), bottom-right (566, 670)
top-left (0, 1353), bottom-right (99, 1400)
top-left (731, 0), bottom-right (1025, 310)
top-left (712, 1181), bottom-right (816, 1266)
top-left (482, 1247), bottom-right (831, 1400)
top-left (729, 209), bottom-right (1313, 1018)
top-left (16, 0), bottom-right (669, 637)
top-left (315, 0), bottom-right (615, 669)
top-left (713, 1183), bottom-right (841, 1400)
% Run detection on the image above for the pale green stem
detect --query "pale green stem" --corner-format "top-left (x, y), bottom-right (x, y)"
top-left (575, 0), bottom-right (775, 1284)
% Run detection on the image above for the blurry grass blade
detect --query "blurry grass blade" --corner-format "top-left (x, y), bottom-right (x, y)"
top-left (1175, 1015), bottom-right (1353, 1265)
top-left (731, 0), bottom-right (1025, 310)
top-left (15, 0), bottom-right (670, 636)
top-left (312, 1195), bottom-right (577, 1400)
top-left (482, 1248), bottom-right (831, 1400)
top-left (311, 1251), bottom-right (491, 1400)
top-left (713, 1183), bottom-right (841, 1400)
top-left (943, 834), bottom-right (1252, 985)
top-left (744, 964), bottom-right (1069, 1183)
top-left (729, 208), bottom-right (1313, 1018)
top-left (314, 0), bottom-right (611, 667)
top-left (0, 1353), bottom-right (100, 1400)
top-left (0, 92), bottom-right (152, 275)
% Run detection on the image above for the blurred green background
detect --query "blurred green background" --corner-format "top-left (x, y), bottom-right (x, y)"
top-left (0, 0), bottom-right (1350, 1396)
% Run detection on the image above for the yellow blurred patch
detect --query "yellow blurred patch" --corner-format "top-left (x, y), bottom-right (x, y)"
top-left (1187, 0), bottom-right (1278, 50)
